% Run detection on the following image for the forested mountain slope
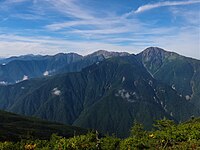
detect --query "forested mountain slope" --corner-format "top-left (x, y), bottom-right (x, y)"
top-left (0, 55), bottom-right (198, 137)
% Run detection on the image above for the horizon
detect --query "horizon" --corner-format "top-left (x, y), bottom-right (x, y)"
top-left (1, 47), bottom-right (200, 60)
top-left (0, 0), bottom-right (199, 59)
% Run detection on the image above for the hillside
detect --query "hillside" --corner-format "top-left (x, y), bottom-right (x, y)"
top-left (0, 51), bottom-right (129, 84)
top-left (0, 110), bottom-right (87, 141)
top-left (137, 47), bottom-right (200, 107)
top-left (0, 54), bottom-right (199, 137)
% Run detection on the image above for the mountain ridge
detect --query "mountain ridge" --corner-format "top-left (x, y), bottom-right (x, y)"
top-left (0, 50), bottom-right (129, 84)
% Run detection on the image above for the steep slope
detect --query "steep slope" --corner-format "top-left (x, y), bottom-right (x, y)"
top-left (137, 47), bottom-right (200, 107)
top-left (56, 50), bottom-right (129, 75)
top-left (0, 51), bottom-right (129, 84)
top-left (0, 55), bottom-right (199, 137)
top-left (0, 110), bottom-right (87, 141)
top-left (0, 53), bottom-right (82, 84)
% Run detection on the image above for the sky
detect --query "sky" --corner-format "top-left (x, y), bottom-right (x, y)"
top-left (0, 0), bottom-right (199, 59)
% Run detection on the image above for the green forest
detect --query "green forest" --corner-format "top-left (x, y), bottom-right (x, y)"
top-left (1, 117), bottom-right (200, 150)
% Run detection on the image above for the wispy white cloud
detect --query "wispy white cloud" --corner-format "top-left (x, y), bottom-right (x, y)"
top-left (0, 27), bottom-right (199, 59)
top-left (11, 13), bottom-right (44, 20)
top-left (0, 0), bottom-right (29, 9)
top-left (4, 0), bottom-right (29, 4)
top-left (170, 7), bottom-right (200, 26)
top-left (134, 0), bottom-right (200, 14)
top-left (45, 18), bottom-right (125, 31)
top-left (0, 34), bottom-right (138, 57)
top-left (0, 0), bottom-right (199, 59)
top-left (44, 0), bottom-right (94, 20)
top-left (44, 0), bottom-right (140, 34)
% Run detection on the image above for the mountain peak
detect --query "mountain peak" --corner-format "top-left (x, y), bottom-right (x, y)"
top-left (142, 47), bottom-right (166, 57)
top-left (53, 52), bottom-right (83, 59)
top-left (141, 47), bottom-right (180, 59)
top-left (86, 50), bottom-right (130, 59)
top-left (137, 47), bottom-right (176, 74)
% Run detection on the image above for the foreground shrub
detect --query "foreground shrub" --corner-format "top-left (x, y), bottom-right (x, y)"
top-left (100, 135), bottom-right (120, 150)
top-left (0, 118), bottom-right (200, 150)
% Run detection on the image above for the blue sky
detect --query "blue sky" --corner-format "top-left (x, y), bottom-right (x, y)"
top-left (0, 0), bottom-right (199, 59)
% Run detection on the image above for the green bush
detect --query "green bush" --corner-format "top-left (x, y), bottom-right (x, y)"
top-left (0, 118), bottom-right (200, 150)
top-left (100, 136), bottom-right (120, 150)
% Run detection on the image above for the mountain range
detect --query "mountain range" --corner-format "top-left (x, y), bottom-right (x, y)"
top-left (0, 47), bottom-right (199, 137)
top-left (0, 50), bottom-right (129, 84)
